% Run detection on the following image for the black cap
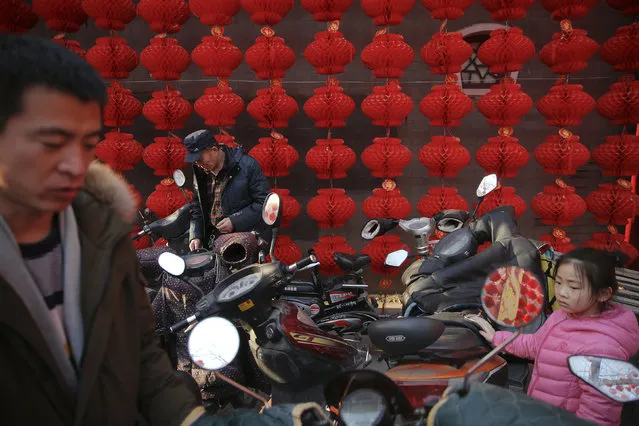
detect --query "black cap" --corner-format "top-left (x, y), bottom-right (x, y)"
top-left (184, 129), bottom-right (217, 163)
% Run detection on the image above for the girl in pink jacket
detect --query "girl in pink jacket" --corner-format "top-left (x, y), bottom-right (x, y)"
top-left (474, 248), bottom-right (639, 426)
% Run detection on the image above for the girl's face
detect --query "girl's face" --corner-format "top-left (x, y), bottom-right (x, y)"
top-left (554, 262), bottom-right (611, 316)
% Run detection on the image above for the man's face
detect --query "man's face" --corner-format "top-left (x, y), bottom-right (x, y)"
top-left (197, 145), bottom-right (222, 170)
top-left (0, 86), bottom-right (102, 216)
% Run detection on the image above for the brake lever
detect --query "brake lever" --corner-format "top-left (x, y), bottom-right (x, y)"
top-left (298, 262), bottom-right (320, 272)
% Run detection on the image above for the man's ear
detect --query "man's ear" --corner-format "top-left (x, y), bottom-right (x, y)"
top-left (597, 287), bottom-right (613, 303)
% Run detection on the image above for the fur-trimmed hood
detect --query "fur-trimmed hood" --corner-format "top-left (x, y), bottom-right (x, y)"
top-left (81, 161), bottom-right (139, 225)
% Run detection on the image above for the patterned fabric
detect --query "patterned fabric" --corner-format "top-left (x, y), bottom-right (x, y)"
top-left (208, 169), bottom-right (231, 229)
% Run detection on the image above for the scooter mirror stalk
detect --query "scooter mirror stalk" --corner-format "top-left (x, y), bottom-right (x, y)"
top-left (568, 356), bottom-right (639, 403)
top-left (262, 193), bottom-right (282, 261)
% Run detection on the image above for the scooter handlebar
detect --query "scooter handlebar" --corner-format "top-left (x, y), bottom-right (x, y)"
top-left (286, 254), bottom-right (318, 274)
top-left (169, 312), bottom-right (202, 334)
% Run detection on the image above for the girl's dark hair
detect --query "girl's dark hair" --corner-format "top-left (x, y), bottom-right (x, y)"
top-left (555, 248), bottom-right (621, 299)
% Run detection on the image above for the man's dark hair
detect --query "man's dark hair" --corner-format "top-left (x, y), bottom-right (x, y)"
top-left (0, 34), bottom-right (107, 132)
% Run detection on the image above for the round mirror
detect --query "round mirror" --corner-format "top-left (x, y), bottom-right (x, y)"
top-left (361, 220), bottom-right (381, 240)
top-left (340, 389), bottom-right (387, 426)
top-left (385, 250), bottom-right (408, 267)
top-left (476, 174), bottom-right (498, 198)
top-left (262, 193), bottom-right (281, 226)
top-left (481, 266), bottom-right (543, 328)
top-left (187, 317), bottom-right (240, 371)
top-left (569, 356), bottom-right (639, 402)
top-left (158, 252), bottom-right (186, 276)
top-left (172, 170), bottom-right (186, 188)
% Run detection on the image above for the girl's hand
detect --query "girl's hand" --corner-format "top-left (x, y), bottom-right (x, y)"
top-left (465, 314), bottom-right (496, 343)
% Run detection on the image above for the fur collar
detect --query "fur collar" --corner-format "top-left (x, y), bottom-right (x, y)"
top-left (82, 161), bottom-right (138, 224)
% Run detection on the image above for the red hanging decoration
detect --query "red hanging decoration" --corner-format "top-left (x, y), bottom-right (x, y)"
top-left (592, 134), bottom-right (639, 177)
top-left (190, 0), bottom-right (241, 26)
top-left (477, 27), bottom-right (535, 74)
top-left (361, 29), bottom-right (415, 79)
top-left (596, 75), bottom-right (639, 125)
top-left (51, 34), bottom-right (86, 58)
top-left (418, 136), bottom-right (471, 178)
top-left (82, 0), bottom-right (136, 31)
top-left (301, 0), bottom-right (354, 21)
top-left (475, 127), bottom-right (529, 178)
top-left (95, 131), bottom-right (143, 171)
top-left (248, 132), bottom-right (299, 177)
top-left (477, 186), bottom-right (527, 217)
top-left (241, 0), bottom-right (294, 25)
top-left (601, 23), bottom-right (639, 72)
top-left (304, 78), bottom-right (355, 128)
top-left (540, 228), bottom-right (576, 254)
top-left (420, 31), bottom-right (473, 75)
top-left (361, 0), bottom-right (415, 25)
top-left (539, 22), bottom-right (599, 75)
top-left (607, 0), bottom-right (639, 16)
top-left (146, 178), bottom-right (194, 219)
top-left (142, 86), bottom-right (193, 130)
top-left (271, 234), bottom-right (303, 264)
top-left (420, 76), bottom-right (473, 127)
top-left (245, 28), bottom-right (296, 80)
top-left (531, 178), bottom-right (586, 226)
top-left (536, 81), bottom-right (596, 127)
top-left (103, 81), bottom-right (142, 128)
top-left (1, 0), bottom-right (38, 33)
top-left (362, 235), bottom-right (410, 275)
top-left (142, 136), bottom-right (187, 176)
top-left (361, 81), bottom-right (414, 127)
top-left (194, 79), bottom-right (245, 127)
top-left (307, 188), bottom-right (357, 229)
top-left (247, 81), bottom-right (299, 129)
top-left (480, 0), bottom-right (535, 21)
top-left (304, 25), bottom-right (356, 75)
top-left (32, 0), bottom-right (87, 32)
top-left (154, 238), bottom-right (169, 247)
top-left (192, 27), bottom-right (243, 78)
top-left (85, 36), bottom-right (138, 79)
top-left (312, 235), bottom-right (356, 276)
top-left (417, 186), bottom-right (468, 218)
top-left (586, 180), bottom-right (639, 225)
top-left (534, 129), bottom-right (590, 175)
top-left (477, 78), bottom-right (533, 126)
top-left (421, 0), bottom-right (472, 20)
top-left (215, 133), bottom-right (240, 148)
top-left (361, 137), bottom-right (413, 178)
top-left (583, 230), bottom-right (638, 266)
top-left (270, 188), bottom-right (301, 228)
top-left (305, 138), bottom-right (356, 179)
top-left (541, 0), bottom-right (598, 21)
top-left (362, 180), bottom-right (412, 219)
top-left (140, 36), bottom-right (190, 81)
top-left (137, 0), bottom-right (190, 34)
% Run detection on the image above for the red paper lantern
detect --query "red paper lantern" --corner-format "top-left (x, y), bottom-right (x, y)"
top-left (190, 0), bottom-right (240, 26)
top-left (417, 186), bottom-right (468, 217)
top-left (154, 238), bottom-right (168, 247)
top-left (536, 82), bottom-right (596, 127)
top-left (146, 178), bottom-right (194, 219)
top-left (143, 86), bottom-right (193, 130)
top-left (541, 0), bottom-right (598, 20)
top-left (361, 0), bottom-right (415, 25)
top-left (531, 180), bottom-right (586, 226)
top-left (586, 181), bottom-right (639, 225)
top-left (304, 28), bottom-right (356, 75)
top-left (245, 31), bottom-right (296, 80)
top-left (307, 188), bottom-right (357, 228)
top-left (418, 136), bottom-right (471, 178)
top-left (247, 84), bottom-right (299, 129)
top-left (421, 0), bottom-right (472, 20)
top-left (601, 23), bottom-right (639, 72)
top-left (32, 0), bottom-right (87, 32)
top-left (215, 133), bottom-right (240, 148)
top-left (362, 235), bottom-right (410, 275)
top-left (137, 0), bottom-right (190, 33)
top-left (477, 27), bottom-right (535, 73)
top-left (131, 225), bottom-right (152, 250)
top-left (607, 0), bottom-right (639, 16)
top-left (305, 139), bottom-right (356, 179)
top-left (140, 36), bottom-right (190, 81)
top-left (51, 34), bottom-right (86, 58)
top-left (304, 78), bottom-right (355, 128)
top-left (1, 0), bottom-right (38, 33)
top-left (596, 76), bottom-right (639, 125)
top-left (192, 30), bottom-right (243, 78)
top-left (142, 136), bottom-right (187, 176)
top-left (248, 133), bottom-right (299, 177)
top-left (241, 0), bottom-right (294, 25)
top-left (420, 31), bottom-right (473, 75)
top-left (312, 235), bottom-right (356, 276)
top-left (85, 36), bottom-right (138, 79)
top-left (420, 78), bottom-right (473, 127)
top-left (301, 0), bottom-right (354, 21)
top-left (361, 81), bottom-right (414, 127)
top-left (103, 81), bottom-right (142, 128)
top-left (477, 79), bottom-right (533, 126)
top-left (475, 129), bottom-right (530, 178)
top-left (95, 131), bottom-right (143, 171)
top-left (362, 183), bottom-right (412, 219)
top-left (272, 234), bottom-right (302, 264)
top-left (82, 0), bottom-right (136, 31)
top-left (540, 229), bottom-right (576, 254)
top-left (477, 186), bottom-right (527, 217)
top-left (361, 137), bottom-right (412, 178)
top-left (539, 26), bottom-right (599, 75)
top-left (361, 31), bottom-right (415, 79)
top-left (592, 134), bottom-right (639, 177)
top-left (480, 0), bottom-right (535, 21)
top-left (194, 80), bottom-right (245, 127)
top-left (534, 130), bottom-right (590, 175)
top-left (271, 188), bottom-right (301, 228)
top-left (583, 232), bottom-right (638, 266)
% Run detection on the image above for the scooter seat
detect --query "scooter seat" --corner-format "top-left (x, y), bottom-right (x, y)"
top-left (368, 317), bottom-right (445, 357)
top-left (334, 253), bottom-right (371, 272)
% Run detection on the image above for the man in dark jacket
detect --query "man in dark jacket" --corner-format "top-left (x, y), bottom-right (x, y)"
top-left (184, 129), bottom-right (271, 251)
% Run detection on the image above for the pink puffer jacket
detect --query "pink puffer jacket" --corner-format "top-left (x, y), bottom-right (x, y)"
top-left (493, 304), bottom-right (639, 426)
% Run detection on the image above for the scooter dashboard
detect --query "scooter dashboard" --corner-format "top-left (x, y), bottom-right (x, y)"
top-left (216, 271), bottom-right (261, 302)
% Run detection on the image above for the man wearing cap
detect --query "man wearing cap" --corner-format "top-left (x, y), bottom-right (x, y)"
top-left (184, 130), bottom-right (270, 251)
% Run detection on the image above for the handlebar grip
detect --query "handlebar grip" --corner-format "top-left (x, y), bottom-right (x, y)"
top-left (131, 228), bottom-right (147, 240)
top-left (168, 313), bottom-right (200, 333)
top-left (287, 254), bottom-right (318, 273)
